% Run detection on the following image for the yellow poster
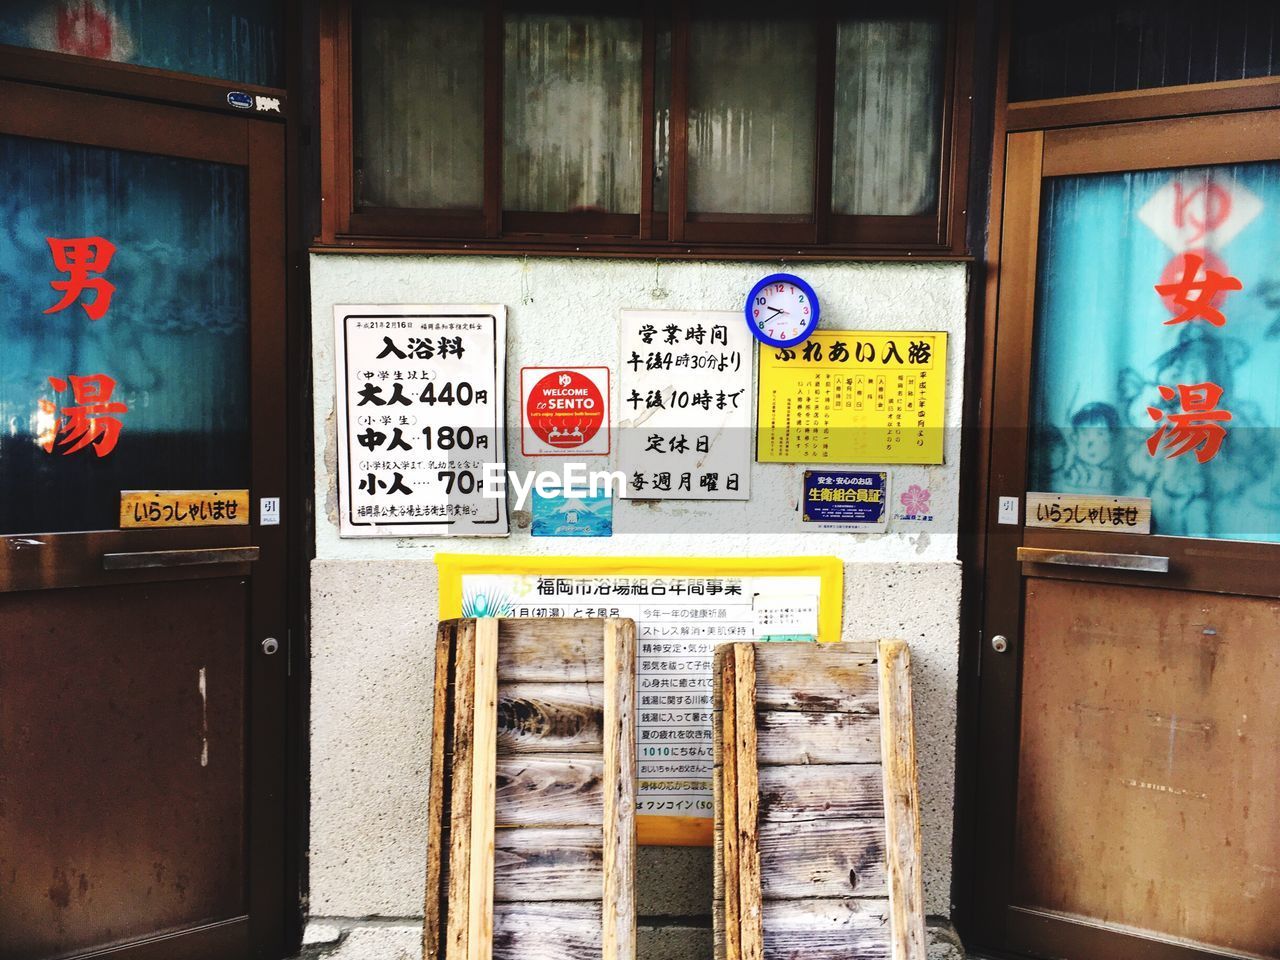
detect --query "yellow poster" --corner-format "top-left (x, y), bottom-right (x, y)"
top-left (756, 330), bottom-right (947, 464)
top-left (436, 553), bottom-right (843, 847)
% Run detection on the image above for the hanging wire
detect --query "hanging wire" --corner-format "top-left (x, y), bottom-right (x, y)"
top-left (650, 259), bottom-right (670, 300)
top-left (520, 255), bottom-right (534, 305)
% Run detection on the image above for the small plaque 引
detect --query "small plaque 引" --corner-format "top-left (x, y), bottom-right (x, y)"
top-left (1025, 492), bottom-right (1151, 535)
top-left (120, 490), bottom-right (250, 528)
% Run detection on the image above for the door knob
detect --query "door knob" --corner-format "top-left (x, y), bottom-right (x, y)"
top-left (261, 637), bottom-right (280, 655)
top-left (991, 634), bottom-right (1009, 654)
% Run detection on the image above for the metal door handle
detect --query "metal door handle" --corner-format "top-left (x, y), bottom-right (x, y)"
top-left (103, 546), bottom-right (260, 570)
top-left (1016, 546), bottom-right (1169, 573)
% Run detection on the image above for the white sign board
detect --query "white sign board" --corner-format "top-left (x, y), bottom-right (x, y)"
top-left (333, 305), bottom-right (508, 537)
top-left (460, 572), bottom-right (820, 820)
top-left (618, 310), bottom-right (753, 500)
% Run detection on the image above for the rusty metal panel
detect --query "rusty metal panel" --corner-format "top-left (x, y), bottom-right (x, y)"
top-left (0, 578), bottom-right (246, 960)
top-left (1014, 578), bottom-right (1280, 958)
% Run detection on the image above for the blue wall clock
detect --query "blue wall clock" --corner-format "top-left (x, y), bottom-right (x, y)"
top-left (745, 273), bottom-right (820, 347)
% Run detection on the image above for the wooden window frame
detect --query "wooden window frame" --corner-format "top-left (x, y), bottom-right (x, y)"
top-left (317, 0), bottom-right (973, 259)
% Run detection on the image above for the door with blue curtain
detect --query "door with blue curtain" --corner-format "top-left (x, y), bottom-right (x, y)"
top-left (973, 111), bottom-right (1280, 959)
top-left (0, 76), bottom-right (288, 960)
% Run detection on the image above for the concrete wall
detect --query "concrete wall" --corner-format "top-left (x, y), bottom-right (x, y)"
top-left (302, 254), bottom-right (968, 958)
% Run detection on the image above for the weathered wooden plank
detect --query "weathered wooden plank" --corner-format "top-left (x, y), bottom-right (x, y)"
top-left (492, 901), bottom-right (605, 960)
top-left (877, 639), bottom-right (926, 960)
top-left (423, 622), bottom-right (454, 960)
top-left (756, 710), bottom-right (881, 765)
top-left (711, 645), bottom-right (726, 960)
top-left (496, 682), bottom-right (604, 754)
top-left (753, 644), bottom-right (880, 713)
top-left (761, 898), bottom-right (893, 960)
top-left (758, 764), bottom-right (885, 822)
top-left (758, 818), bottom-right (888, 899)
top-left (489, 828), bottom-right (603, 902)
top-left (733, 645), bottom-right (764, 960)
top-left (603, 618), bottom-right (637, 960)
top-left (718, 645), bottom-right (741, 960)
top-left (497, 618), bottom-right (606, 683)
top-left (445, 621), bottom-right (477, 960)
top-left (468, 618), bottom-right (500, 960)
top-left (495, 755), bottom-right (605, 827)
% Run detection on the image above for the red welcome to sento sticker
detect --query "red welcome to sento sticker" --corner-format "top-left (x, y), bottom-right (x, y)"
top-left (520, 367), bottom-right (610, 457)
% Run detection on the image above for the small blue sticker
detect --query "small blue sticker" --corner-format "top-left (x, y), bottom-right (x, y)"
top-left (226, 91), bottom-right (254, 110)
top-left (801, 470), bottom-right (888, 530)
top-left (531, 491), bottom-right (613, 538)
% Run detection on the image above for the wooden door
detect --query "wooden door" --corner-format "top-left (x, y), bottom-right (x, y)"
top-left (0, 80), bottom-right (287, 960)
top-left (971, 111), bottom-right (1280, 959)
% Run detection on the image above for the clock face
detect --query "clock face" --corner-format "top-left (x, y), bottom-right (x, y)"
top-left (747, 274), bottom-right (820, 347)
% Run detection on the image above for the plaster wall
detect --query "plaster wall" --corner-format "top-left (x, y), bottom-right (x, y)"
top-left (304, 253), bottom-right (969, 957)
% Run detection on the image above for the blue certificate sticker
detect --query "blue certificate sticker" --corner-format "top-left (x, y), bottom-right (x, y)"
top-left (531, 490), bottom-right (613, 538)
top-left (801, 470), bottom-right (889, 532)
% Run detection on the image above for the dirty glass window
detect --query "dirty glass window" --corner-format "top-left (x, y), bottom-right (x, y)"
top-left (1029, 161), bottom-right (1280, 543)
top-left (328, 2), bottom-right (966, 253)
top-left (0, 134), bottom-right (250, 536)
top-left (686, 15), bottom-right (817, 216)
top-left (503, 13), bottom-right (643, 214)
top-left (832, 16), bottom-right (945, 216)
top-left (355, 2), bottom-right (485, 211)
top-left (0, 0), bottom-right (281, 87)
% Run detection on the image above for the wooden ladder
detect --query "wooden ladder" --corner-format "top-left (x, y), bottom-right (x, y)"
top-left (713, 639), bottom-right (926, 960)
top-left (424, 617), bottom-right (637, 960)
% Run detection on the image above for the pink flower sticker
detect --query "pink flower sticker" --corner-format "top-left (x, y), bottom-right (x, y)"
top-left (899, 484), bottom-right (931, 518)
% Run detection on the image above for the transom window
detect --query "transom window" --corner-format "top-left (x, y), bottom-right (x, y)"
top-left (320, 1), bottom-right (970, 257)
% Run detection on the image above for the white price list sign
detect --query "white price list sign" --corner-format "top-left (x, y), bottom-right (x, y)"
top-left (334, 305), bottom-right (508, 537)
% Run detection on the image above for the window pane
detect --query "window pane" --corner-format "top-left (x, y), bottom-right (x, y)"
top-left (0, 0), bottom-right (280, 86)
top-left (355, 2), bottom-right (485, 210)
top-left (1029, 162), bottom-right (1280, 543)
top-left (687, 17), bottom-right (817, 216)
top-left (0, 134), bottom-right (250, 536)
top-left (832, 17), bottom-right (944, 217)
top-left (503, 13), bottom-right (643, 214)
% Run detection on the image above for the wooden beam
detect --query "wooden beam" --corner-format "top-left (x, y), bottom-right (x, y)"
top-left (496, 619), bottom-right (608, 683)
top-left (423, 622), bottom-right (455, 960)
top-left (753, 644), bottom-right (880, 713)
top-left (878, 639), bottom-right (926, 960)
top-left (717, 646), bottom-right (741, 959)
top-left (496, 683), bottom-right (604, 754)
top-left (468, 618), bottom-right (500, 960)
top-left (491, 828), bottom-right (603, 902)
top-left (494, 756), bottom-right (605, 827)
top-left (755, 710), bottom-right (881, 765)
top-left (602, 618), bottom-right (637, 960)
top-left (758, 819), bottom-right (888, 899)
top-left (732, 645), bottom-right (764, 960)
top-left (757, 764), bottom-right (885, 822)
top-left (445, 621), bottom-right (477, 959)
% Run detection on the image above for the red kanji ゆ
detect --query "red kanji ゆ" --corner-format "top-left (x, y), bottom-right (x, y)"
top-left (44, 236), bottom-right (117, 321)
top-left (1145, 382), bottom-right (1231, 463)
top-left (44, 374), bottom-right (129, 457)
top-left (1172, 181), bottom-right (1231, 244)
top-left (1153, 252), bottom-right (1242, 327)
